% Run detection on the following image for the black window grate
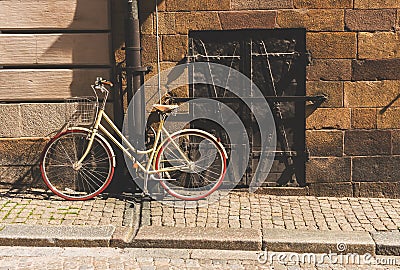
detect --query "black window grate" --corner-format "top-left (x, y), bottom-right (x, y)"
top-left (171, 29), bottom-right (325, 188)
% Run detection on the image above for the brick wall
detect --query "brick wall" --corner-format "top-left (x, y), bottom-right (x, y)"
top-left (139, 0), bottom-right (400, 198)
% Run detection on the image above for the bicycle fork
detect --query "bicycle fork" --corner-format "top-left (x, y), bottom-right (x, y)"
top-left (74, 110), bottom-right (105, 170)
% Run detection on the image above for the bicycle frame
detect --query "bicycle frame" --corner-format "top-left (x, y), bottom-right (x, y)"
top-left (75, 84), bottom-right (190, 179)
top-left (40, 79), bottom-right (228, 200)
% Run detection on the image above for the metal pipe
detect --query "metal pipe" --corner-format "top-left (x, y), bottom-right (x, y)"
top-left (126, 0), bottom-right (142, 96)
top-left (126, 0), bottom-right (145, 149)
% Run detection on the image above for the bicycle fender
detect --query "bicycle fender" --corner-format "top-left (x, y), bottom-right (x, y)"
top-left (66, 127), bottom-right (117, 167)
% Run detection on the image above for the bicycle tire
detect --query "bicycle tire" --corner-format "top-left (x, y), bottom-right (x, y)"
top-left (40, 129), bottom-right (114, 200)
top-left (155, 130), bottom-right (227, 200)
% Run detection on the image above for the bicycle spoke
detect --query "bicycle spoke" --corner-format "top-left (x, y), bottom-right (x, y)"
top-left (55, 141), bottom-right (74, 165)
top-left (156, 131), bottom-right (226, 200)
top-left (193, 164), bottom-right (222, 178)
top-left (46, 163), bottom-right (72, 168)
top-left (41, 131), bottom-right (113, 200)
top-left (47, 150), bottom-right (71, 164)
top-left (80, 166), bottom-right (107, 186)
top-left (77, 170), bottom-right (91, 194)
top-left (72, 134), bottom-right (79, 164)
top-left (46, 169), bottom-right (76, 180)
top-left (81, 156), bottom-right (110, 165)
top-left (164, 147), bottom-right (188, 165)
top-left (193, 151), bottom-right (219, 163)
top-left (79, 168), bottom-right (102, 191)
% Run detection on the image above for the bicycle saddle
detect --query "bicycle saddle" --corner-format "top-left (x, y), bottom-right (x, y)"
top-left (152, 104), bottom-right (179, 113)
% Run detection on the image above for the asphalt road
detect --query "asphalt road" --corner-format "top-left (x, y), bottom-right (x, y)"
top-left (0, 247), bottom-right (399, 269)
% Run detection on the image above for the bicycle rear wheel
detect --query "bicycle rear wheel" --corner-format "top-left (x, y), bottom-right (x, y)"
top-left (155, 130), bottom-right (227, 200)
top-left (40, 129), bottom-right (114, 200)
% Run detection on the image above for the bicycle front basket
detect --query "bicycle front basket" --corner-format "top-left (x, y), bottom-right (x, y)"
top-left (65, 96), bottom-right (98, 126)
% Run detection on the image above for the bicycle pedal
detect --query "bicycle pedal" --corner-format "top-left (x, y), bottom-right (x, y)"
top-left (149, 175), bottom-right (176, 181)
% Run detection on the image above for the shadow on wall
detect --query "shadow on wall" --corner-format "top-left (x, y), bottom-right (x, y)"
top-left (0, 139), bottom-right (48, 190)
top-left (1, 0), bottom-right (168, 192)
top-left (1, 0), bottom-right (113, 190)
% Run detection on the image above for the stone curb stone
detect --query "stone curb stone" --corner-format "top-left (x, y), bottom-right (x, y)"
top-left (0, 224), bottom-right (115, 247)
top-left (262, 229), bottom-right (375, 255)
top-left (130, 226), bottom-right (262, 250)
top-left (111, 200), bottom-right (141, 247)
top-left (190, 249), bottom-right (259, 260)
top-left (111, 226), bottom-right (135, 247)
top-left (371, 231), bottom-right (400, 256)
top-left (140, 200), bottom-right (151, 226)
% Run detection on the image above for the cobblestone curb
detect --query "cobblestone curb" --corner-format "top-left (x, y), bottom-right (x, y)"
top-left (134, 191), bottom-right (400, 255)
top-left (0, 189), bottom-right (140, 247)
top-left (147, 191), bottom-right (400, 232)
top-left (130, 226), bottom-right (400, 256)
top-left (3, 247), bottom-right (400, 269)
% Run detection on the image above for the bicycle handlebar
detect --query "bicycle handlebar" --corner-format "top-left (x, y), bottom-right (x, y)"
top-left (95, 77), bottom-right (113, 87)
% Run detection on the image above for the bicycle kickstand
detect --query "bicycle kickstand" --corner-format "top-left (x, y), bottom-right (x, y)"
top-left (141, 173), bottom-right (150, 198)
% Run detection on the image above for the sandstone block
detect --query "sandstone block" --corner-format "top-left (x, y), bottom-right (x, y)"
top-left (344, 81), bottom-right (400, 108)
top-left (306, 158), bottom-right (351, 183)
top-left (162, 35), bottom-right (188, 61)
top-left (20, 103), bottom-right (66, 137)
top-left (277, 9), bottom-right (344, 31)
top-left (308, 183), bottom-right (353, 197)
top-left (306, 130), bottom-right (344, 157)
top-left (344, 130), bottom-right (391, 156)
top-left (306, 81), bottom-right (343, 107)
top-left (307, 32), bottom-right (357, 59)
top-left (307, 59), bottom-right (352, 81)
top-left (0, 138), bottom-right (48, 165)
top-left (306, 108), bottom-right (351, 129)
top-left (141, 35), bottom-right (158, 64)
top-left (231, 0), bottom-right (293, 9)
top-left (345, 9), bottom-right (396, 31)
top-left (391, 130), bottom-right (400, 155)
top-left (378, 108), bottom-right (400, 129)
top-left (0, 166), bottom-right (45, 189)
top-left (353, 156), bottom-right (400, 182)
top-left (140, 0), bottom-right (166, 12)
top-left (351, 108), bottom-right (377, 129)
top-left (352, 59), bottom-right (400, 81)
top-left (354, 0), bottom-right (400, 9)
top-left (0, 104), bottom-right (21, 138)
top-left (294, 0), bottom-right (352, 8)
top-left (157, 12), bottom-right (176, 35)
top-left (141, 13), bottom-right (153, 35)
top-left (166, 0), bottom-right (230, 11)
top-left (219, 11), bottom-right (277, 30)
top-left (354, 182), bottom-right (400, 199)
top-left (0, 0), bottom-right (110, 30)
top-left (175, 12), bottom-right (221, 34)
top-left (358, 32), bottom-right (400, 59)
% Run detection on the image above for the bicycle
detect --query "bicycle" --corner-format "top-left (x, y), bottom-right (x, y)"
top-left (40, 78), bottom-right (227, 201)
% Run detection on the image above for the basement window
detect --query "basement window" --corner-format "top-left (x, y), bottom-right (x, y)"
top-left (184, 29), bottom-right (308, 187)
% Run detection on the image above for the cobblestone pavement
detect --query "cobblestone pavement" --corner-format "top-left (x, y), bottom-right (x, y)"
top-left (0, 247), bottom-right (399, 269)
top-left (0, 189), bottom-right (134, 227)
top-left (143, 191), bottom-right (400, 232)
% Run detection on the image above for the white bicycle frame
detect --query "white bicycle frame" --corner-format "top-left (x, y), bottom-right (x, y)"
top-left (74, 82), bottom-right (194, 194)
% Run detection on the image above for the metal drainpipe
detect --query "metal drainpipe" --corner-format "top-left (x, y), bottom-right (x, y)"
top-left (126, 0), bottom-right (145, 149)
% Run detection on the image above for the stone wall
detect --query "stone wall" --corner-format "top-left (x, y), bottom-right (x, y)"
top-left (139, 0), bottom-right (400, 198)
top-left (1, 0), bottom-right (399, 197)
top-left (0, 0), bottom-right (114, 189)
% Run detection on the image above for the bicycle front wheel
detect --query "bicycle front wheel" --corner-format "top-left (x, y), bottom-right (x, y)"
top-left (155, 130), bottom-right (227, 200)
top-left (40, 129), bottom-right (114, 200)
